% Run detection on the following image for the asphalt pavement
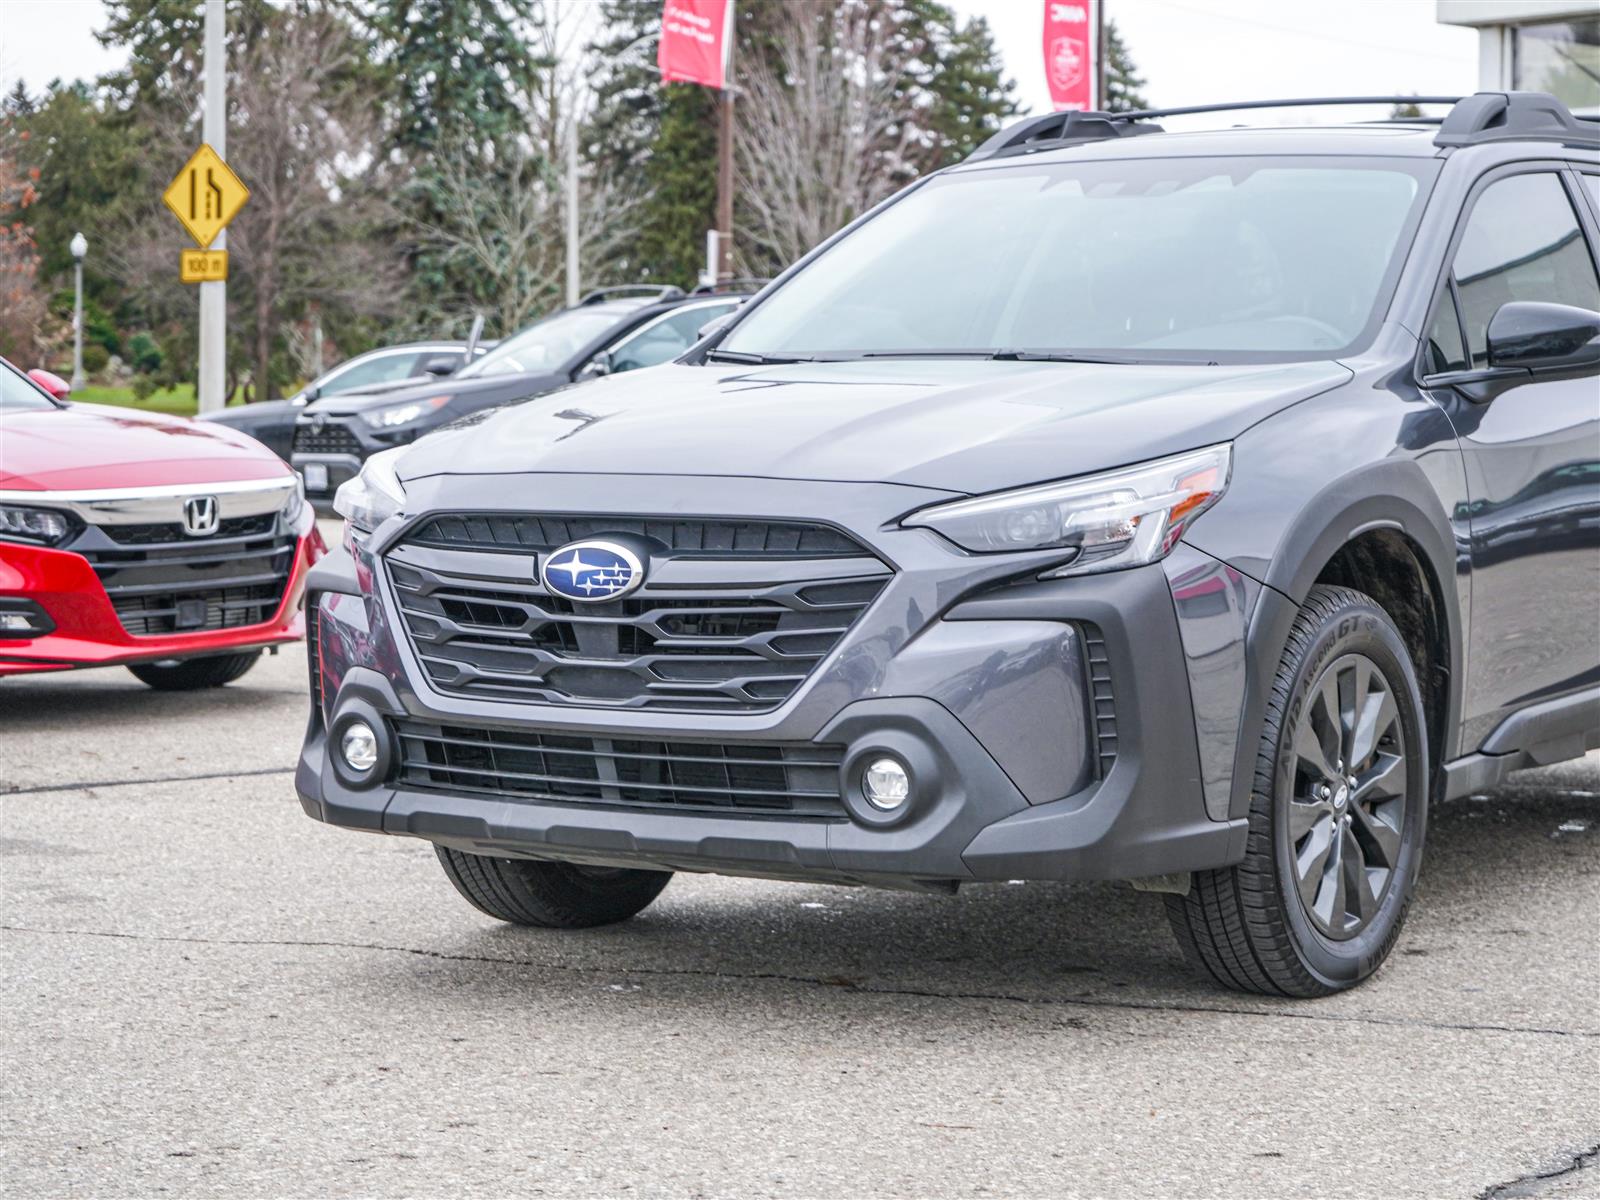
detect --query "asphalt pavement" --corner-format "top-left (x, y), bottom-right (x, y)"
top-left (2, 631), bottom-right (1597, 1198)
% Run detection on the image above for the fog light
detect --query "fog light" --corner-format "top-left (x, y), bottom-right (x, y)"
top-left (340, 720), bottom-right (379, 773)
top-left (862, 757), bottom-right (911, 811)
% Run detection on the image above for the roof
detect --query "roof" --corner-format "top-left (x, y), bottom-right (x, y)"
top-left (960, 93), bottom-right (1598, 170)
top-left (952, 123), bottom-right (1449, 170)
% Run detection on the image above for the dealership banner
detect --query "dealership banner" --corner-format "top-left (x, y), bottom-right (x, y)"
top-left (658, 0), bottom-right (733, 90)
top-left (1043, 0), bottom-right (1097, 112)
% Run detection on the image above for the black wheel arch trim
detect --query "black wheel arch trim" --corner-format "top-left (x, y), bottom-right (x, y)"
top-left (1192, 456), bottom-right (1467, 823)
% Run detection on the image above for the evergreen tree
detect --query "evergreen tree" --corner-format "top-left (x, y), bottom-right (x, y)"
top-left (900, 1), bottom-right (1018, 168)
top-left (1102, 18), bottom-right (1147, 113)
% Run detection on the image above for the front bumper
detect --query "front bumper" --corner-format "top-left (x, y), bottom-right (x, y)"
top-left (292, 414), bottom-right (417, 502)
top-left (296, 476), bottom-right (1255, 888)
top-left (0, 513), bottom-right (325, 676)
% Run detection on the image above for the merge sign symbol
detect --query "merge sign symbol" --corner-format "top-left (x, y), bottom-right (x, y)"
top-left (161, 144), bottom-right (249, 249)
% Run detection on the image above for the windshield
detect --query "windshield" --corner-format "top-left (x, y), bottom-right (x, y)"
top-left (459, 308), bottom-right (627, 378)
top-left (0, 362), bottom-right (56, 411)
top-left (722, 156), bottom-right (1434, 363)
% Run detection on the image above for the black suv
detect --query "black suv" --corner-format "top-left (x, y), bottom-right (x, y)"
top-left (298, 94), bottom-right (1600, 997)
top-left (291, 286), bottom-right (751, 502)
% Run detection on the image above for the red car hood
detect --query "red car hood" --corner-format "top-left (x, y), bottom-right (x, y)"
top-left (0, 403), bottom-right (291, 491)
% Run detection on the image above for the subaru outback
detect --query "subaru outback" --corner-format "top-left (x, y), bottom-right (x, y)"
top-left (297, 93), bottom-right (1600, 996)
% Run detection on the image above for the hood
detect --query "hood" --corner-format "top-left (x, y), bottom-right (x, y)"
top-left (305, 370), bottom-right (563, 416)
top-left (395, 359), bottom-right (1353, 495)
top-left (197, 398), bottom-right (300, 427)
top-left (0, 402), bottom-right (290, 490)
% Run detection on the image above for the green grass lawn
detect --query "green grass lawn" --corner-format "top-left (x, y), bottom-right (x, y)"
top-left (71, 384), bottom-right (199, 416)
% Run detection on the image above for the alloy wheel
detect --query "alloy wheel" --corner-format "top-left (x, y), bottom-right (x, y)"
top-left (1287, 653), bottom-right (1409, 940)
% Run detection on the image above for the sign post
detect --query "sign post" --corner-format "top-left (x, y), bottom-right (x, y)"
top-left (199, 1), bottom-right (228, 413)
top-left (1043, 1), bottom-right (1100, 113)
top-left (659, 1), bottom-right (735, 284)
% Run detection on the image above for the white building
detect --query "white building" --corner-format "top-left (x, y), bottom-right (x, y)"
top-left (1438, 1), bottom-right (1599, 113)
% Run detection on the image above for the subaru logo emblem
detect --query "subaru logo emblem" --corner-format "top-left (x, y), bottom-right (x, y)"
top-left (181, 495), bottom-right (219, 537)
top-left (540, 540), bottom-right (645, 603)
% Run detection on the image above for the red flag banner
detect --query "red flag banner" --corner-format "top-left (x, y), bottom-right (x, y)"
top-left (659, 0), bottom-right (733, 90)
top-left (1043, 0), bottom-right (1096, 112)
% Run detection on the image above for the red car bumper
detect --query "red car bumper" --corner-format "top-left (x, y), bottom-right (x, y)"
top-left (0, 515), bottom-right (326, 677)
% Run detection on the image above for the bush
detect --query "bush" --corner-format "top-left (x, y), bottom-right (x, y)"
top-left (126, 331), bottom-right (163, 373)
top-left (131, 374), bottom-right (156, 402)
top-left (81, 343), bottom-right (109, 374)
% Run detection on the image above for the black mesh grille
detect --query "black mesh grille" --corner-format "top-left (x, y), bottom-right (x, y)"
top-left (1082, 624), bottom-right (1118, 778)
top-left (82, 531), bottom-right (296, 637)
top-left (395, 720), bottom-right (845, 816)
top-left (292, 422), bottom-right (363, 456)
top-left (406, 513), bottom-right (868, 559)
top-left (384, 517), bottom-right (891, 713)
top-left (103, 513), bottom-right (278, 546)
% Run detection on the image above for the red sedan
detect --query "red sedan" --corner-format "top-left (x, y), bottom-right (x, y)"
top-left (0, 360), bottom-right (325, 688)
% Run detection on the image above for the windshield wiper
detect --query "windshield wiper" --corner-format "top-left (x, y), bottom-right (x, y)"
top-left (987, 349), bottom-right (1137, 364)
top-left (705, 349), bottom-right (813, 365)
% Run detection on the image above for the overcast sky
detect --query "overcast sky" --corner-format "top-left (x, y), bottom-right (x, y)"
top-left (2, 0), bottom-right (1481, 123)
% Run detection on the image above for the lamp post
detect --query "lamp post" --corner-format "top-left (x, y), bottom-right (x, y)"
top-left (69, 231), bottom-right (87, 390)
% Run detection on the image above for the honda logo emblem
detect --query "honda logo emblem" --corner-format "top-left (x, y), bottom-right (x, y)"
top-left (182, 495), bottom-right (220, 536)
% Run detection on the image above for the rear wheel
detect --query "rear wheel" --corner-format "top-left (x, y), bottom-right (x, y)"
top-left (127, 650), bottom-right (261, 691)
top-left (1165, 585), bottom-right (1429, 996)
top-left (435, 846), bottom-right (672, 928)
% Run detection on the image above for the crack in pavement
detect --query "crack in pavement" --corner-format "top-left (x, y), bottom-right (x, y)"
top-left (3, 923), bottom-right (1595, 1040)
top-left (1480, 1142), bottom-right (1600, 1199)
top-left (2, 767), bottom-right (294, 797)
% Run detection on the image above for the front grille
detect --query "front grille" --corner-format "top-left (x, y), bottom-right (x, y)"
top-left (81, 529), bottom-right (296, 637)
top-left (292, 422), bottom-right (362, 457)
top-left (406, 514), bottom-right (868, 559)
top-left (385, 514), bottom-right (891, 713)
top-left (103, 513), bottom-right (278, 546)
top-left (395, 720), bottom-right (845, 816)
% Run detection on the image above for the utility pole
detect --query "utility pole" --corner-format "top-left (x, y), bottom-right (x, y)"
top-left (197, 0), bottom-right (226, 413)
top-left (716, 90), bottom-right (734, 285)
top-left (566, 113), bottom-right (580, 308)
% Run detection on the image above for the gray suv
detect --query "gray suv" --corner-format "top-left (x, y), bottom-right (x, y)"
top-left (297, 94), bottom-right (1600, 997)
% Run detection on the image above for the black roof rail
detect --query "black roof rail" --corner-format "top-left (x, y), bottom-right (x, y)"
top-left (965, 94), bottom-right (1596, 163)
top-left (691, 277), bottom-right (769, 295)
top-left (1433, 91), bottom-right (1598, 148)
top-left (578, 285), bottom-right (685, 305)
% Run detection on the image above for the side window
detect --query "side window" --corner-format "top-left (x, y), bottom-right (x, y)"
top-left (1424, 286), bottom-right (1469, 374)
top-left (323, 352), bottom-right (426, 395)
top-left (610, 304), bottom-right (738, 373)
top-left (1581, 173), bottom-right (1600, 219)
top-left (1451, 173), bottom-right (1600, 368)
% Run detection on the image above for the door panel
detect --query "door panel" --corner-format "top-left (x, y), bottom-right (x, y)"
top-left (1432, 170), bottom-right (1600, 748)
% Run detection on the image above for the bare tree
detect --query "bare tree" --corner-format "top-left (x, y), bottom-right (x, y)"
top-left (734, 1), bottom-right (919, 273)
top-left (405, 0), bottom-right (646, 334)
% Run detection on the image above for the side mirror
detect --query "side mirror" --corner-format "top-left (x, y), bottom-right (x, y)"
top-left (1487, 301), bottom-right (1600, 373)
top-left (577, 354), bottom-right (611, 381)
top-left (28, 368), bottom-right (70, 400)
top-left (302, 384), bottom-right (321, 404)
top-left (422, 358), bottom-right (457, 377)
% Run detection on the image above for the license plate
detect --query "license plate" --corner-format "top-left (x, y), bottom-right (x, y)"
top-left (302, 463), bottom-right (329, 493)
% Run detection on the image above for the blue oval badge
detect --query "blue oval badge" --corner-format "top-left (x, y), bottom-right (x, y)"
top-left (540, 540), bottom-right (646, 603)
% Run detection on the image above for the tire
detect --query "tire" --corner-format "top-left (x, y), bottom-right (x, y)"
top-left (127, 650), bottom-right (262, 691)
top-left (435, 846), bottom-right (671, 929)
top-left (1165, 584), bottom-right (1430, 997)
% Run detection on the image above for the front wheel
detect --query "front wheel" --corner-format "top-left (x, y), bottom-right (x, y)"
top-left (1165, 585), bottom-right (1430, 997)
top-left (127, 650), bottom-right (261, 691)
top-left (435, 846), bottom-right (672, 928)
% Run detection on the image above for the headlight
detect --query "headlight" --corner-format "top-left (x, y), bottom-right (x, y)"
top-left (333, 448), bottom-right (407, 534)
top-left (0, 503), bottom-right (73, 545)
top-left (361, 396), bottom-right (450, 429)
top-left (903, 443), bottom-right (1231, 575)
top-left (280, 475), bottom-right (306, 526)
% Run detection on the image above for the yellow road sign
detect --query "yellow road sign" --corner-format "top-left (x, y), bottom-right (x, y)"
top-left (180, 249), bottom-right (228, 284)
top-left (162, 144), bottom-right (248, 249)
